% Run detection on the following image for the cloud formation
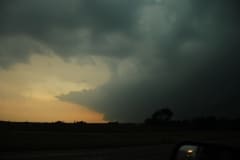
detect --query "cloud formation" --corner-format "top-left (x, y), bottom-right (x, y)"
top-left (1, 0), bottom-right (240, 121)
top-left (0, 0), bottom-right (143, 66)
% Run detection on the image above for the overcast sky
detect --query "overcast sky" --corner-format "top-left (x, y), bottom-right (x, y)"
top-left (0, 0), bottom-right (240, 122)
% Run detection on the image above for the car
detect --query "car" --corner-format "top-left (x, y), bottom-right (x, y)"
top-left (171, 141), bottom-right (239, 160)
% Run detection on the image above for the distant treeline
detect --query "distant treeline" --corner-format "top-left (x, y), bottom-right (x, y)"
top-left (0, 121), bottom-right (141, 132)
top-left (0, 116), bottom-right (240, 132)
top-left (0, 108), bottom-right (239, 132)
top-left (144, 108), bottom-right (240, 129)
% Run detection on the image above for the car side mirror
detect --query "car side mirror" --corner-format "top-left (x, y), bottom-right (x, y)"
top-left (171, 142), bottom-right (237, 160)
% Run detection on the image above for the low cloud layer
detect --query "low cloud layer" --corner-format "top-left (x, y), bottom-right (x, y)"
top-left (0, 0), bottom-right (143, 66)
top-left (1, 0), bottom-right (240, 121)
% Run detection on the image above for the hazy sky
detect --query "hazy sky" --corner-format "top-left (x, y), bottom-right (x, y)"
top-left (0, 0), bottom-right (240, 122)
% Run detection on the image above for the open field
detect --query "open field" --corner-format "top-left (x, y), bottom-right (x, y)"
top-left (1, 129), bottom-right (240, 150)
top-left (1, 122), bottom-right (240, 160)
top-left (1, 145), bottom-right (174, 160)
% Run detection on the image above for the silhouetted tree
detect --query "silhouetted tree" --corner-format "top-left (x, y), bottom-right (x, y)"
top-left (152, 108), bottom-right (173, 121)
top-left (145, 108), bottom-right (174, 125)
top-left (74, 121), bottom-right (87, 125)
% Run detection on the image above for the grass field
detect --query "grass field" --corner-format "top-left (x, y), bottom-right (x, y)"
top-left (1, 122), bottom-right (240, 160)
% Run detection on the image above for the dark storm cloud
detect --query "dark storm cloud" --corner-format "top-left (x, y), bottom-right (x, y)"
top-left (0, 0), bottom-right (143, 66)
top-left (1, 0), bottom-right (240, 121)
top-left (0, 0), bottom-right (140, 34)
top-left (59, 0), bottom-right (240, 121)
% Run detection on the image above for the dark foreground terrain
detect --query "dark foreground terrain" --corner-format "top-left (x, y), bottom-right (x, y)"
top-left (1, 121), bottom-right (240, 160)
top-left (1, 145), bottom-right (174, 160)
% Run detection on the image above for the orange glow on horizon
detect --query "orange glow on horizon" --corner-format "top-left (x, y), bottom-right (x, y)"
top-left (0, 98), bottom-right (106, 123)
top-left (0, 53), bottom-right (109, 123)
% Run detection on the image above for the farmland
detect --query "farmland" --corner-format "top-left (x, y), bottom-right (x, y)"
top-left (1, 122), bottom-right (240, 160)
